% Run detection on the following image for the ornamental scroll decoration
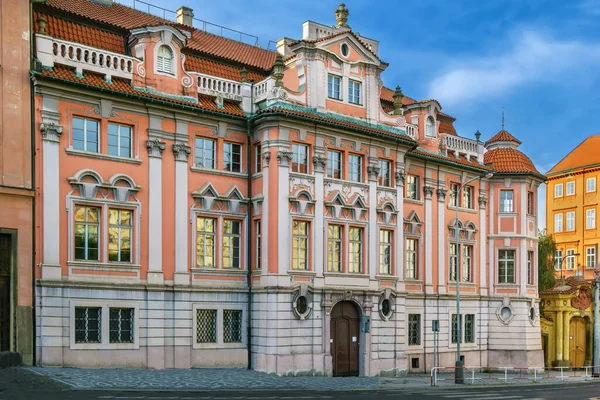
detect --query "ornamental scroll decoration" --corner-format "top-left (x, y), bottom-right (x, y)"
top-left (571, 286), bottom-right (592, 311)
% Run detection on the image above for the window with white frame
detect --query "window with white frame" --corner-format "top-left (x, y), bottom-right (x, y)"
top-left (425, 116), bottom-right (435, 137)
top-left (327, 74), bottom-right (341, 100)
top-left (554, 183), bottom-right (563, 198)
top-left (586, 208), bottom-right (596, 229)
top-left (348, 227), bottom-right (363, 273)
top-left (555, 213), bottom-right (563, 232)
top-left (75, 306), bottom-right (101, 343)
top-left (195, 137), bottom-right (216, 168)
top-left (378, 160), bottom-right (392, 187)
top-left (292, 143), bottom-right (309, 174)
top-left (74, 205), bottom-right (100, 261)
top-left (327, 225), bottom-right (342, 272)
top-left (379, 230), bottom-right (392, 274)
top-left (462, 245), bottom-right (473, 282)
top-left (463, 186), bottom-right (474, 209)
top-left (586, 247), bottom-right (596, 269)
top-left (255, 144), bottom-right (262, 173)
top-left (292, 220), bottom-right (309, 270)
top-left (566, 211), bottom-right (575, 231)
top-left (566, 249), bottom-right (575, 269)
top-left (256, 220), bottom-right (261, 269)
top-left (406, 175), bottom-right (419, 200)
top-left (73, 117), bottom-right (99, 153)
top-left (408, 314), bottom-right (421, 345)
top-left (555, 249), bottom-right (563, 270)
top-left (327, 150), bottom-right (343, 179)
top-left (348, 154), bottom-right (363, 182)
top-left (108, 209), bottom-right (132, 263)
top-left (348, 80), bottom-right (361, 104)
top-left (527, 251), bottom-right (534, 285)
top-left (107, 123), bottom-right (132, 158)
top-left (500, 190), bottom-right (513, 212)
top-left (449, 183), bottom-right (459, 207)
top-left (498, 249), bottom-right (515, 284)
top-left (449, 243), bottom-right (458, 281)
top-left (406, 238), bottom-right (418, 279)
top-left (196, 217), bottom-right (216, 268)
top-left (224, 142), bottom-right (242, 172)
top-left (566, 181), bottom-right (575, 196)
top-left (223, 220), bottom-right (241, 269)
top-left (587, 177), bottom-right (596, 193)
top-left (157, 45), bottom-right (174, 74)
top-left (109, 308), bottom-right (134, 344)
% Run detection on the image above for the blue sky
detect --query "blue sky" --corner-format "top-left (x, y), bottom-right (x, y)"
top-left (126, 0), bottom-right (600, 228)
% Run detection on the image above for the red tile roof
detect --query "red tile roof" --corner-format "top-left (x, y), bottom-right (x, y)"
top-left (410, 148), bottom-right (491, 171)
top-left (184, 55), bottom-right (268, 83)
top-left (438, 111), bottom-right (456, 121)
top-left (547, 134), bottom-right (600, 175)
top-left (439, 121), bottom-right (456, 135)
top-left (483, 147), bottom-right (543, 178)
top-left (41, 0), bottom-right (277, 71)
top-left (484, 129), bottom-right (522, 146)
top-left (39, 65), bottom-right (245, 117)
top-left (540, 276), bottom-right (590, 296)
top-left (34, 12), bottom-right (126, 54)
top-left (380, 86), bottom-right (417, 105)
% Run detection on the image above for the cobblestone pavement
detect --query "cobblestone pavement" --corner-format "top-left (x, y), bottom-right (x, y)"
top-left (28, 367), bottom-right (380, 390)
top-left (0, 367), bottom-right (71, 399)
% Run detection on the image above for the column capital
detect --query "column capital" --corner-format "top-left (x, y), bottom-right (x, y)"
top-left (277, 150), bottom-right (293, 167)
top-left (423, 185), bottom-right (435, 200)
top-left (395, 170), bottom-right (405, 187)
top-left (146, 138), bottom-right (166, 158)
top-left (262, 150), bottom-right (272, 167)
top-left (478, 195), bottom-right (488, 209)
top-left (40, 122), bottom-right (63, 142)
top-left (436, 188), bottom-right (447, 202)
top-left (312, 155), bottom-right (327, 173)
top-left (367, 165), bottom-right (380, 182)
top-left (172, 143), bottom-right (191, 162)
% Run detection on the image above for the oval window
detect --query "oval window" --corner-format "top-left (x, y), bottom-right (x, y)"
top-left (296, 295), bottom-right (308, 315)
top-left (501, 306), bottom-right (512, 321)
top-left (529, 307), bottom-right (535, 322)
top-left (381, 299), bottom-right (391, 317)
top-left (341, 43), bottom-right (349, 57)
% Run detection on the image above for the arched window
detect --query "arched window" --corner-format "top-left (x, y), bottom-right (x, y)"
top-left (157, 45), bottom-right (174, 74)
top-left (425, 116), bottom-right (435, 137)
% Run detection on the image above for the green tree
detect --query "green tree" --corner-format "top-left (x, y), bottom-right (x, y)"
top-left (538, 231), bottom-right (557, 316)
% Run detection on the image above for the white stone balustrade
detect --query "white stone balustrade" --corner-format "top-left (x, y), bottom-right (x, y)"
top-left (443, 134), bottom-right (484, 162)
top-left (36, 35), bottom-right (135, 82)
top-left (404, 123), bottom-right (418, 140)
top-left (253, 77), bottom-right (275, 102)
top-left (196, 73), bottom-right (243, 101)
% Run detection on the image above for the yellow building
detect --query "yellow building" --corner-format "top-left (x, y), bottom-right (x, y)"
top-left (546, 134), bottom-right (600, 280)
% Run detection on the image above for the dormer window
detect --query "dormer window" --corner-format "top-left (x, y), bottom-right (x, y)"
top-left (425, 116), bottom-right (435, 137)
top-left (157, 45), bottom-right (174, 75)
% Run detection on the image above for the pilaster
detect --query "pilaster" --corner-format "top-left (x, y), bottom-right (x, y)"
top-left (173, 142), bottom-right (191, 285)
top-left (147, 139), bottom-right (166, 284)
top-left (478, 193), bottom-right (488, 295)
top-left (368, 160), bottom-right (379, 279)
top-left (261, 146), bottom-right (271, 277)
top-left (313, 153), bottom-right (326, 278)
top-left (423, 185), bottom-right (435, 293)
top-left (520, 182), bottom-right (528, 295)
top-left (277, 150), bottom-right (292, 276)
top-left (437, 188), bottom-right (447, 294)
top-left (395, 170), bottom-right (405, 289)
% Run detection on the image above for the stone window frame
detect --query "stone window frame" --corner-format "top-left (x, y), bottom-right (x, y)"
top-left (154, 43), bottom-right (177, 78)
top-left (192, 303), bottom-right (247, 350)
top-left (497, 248), bottom-right (516, 284)
top-left (448, 309), bottom-right (478, 349)
top-left (192, 212), bottom-right (246, 271)
top-left (407, 313), bottom-right (421, 347)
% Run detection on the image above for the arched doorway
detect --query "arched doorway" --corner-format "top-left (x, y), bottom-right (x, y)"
top-left (330, 301), bottom-right (360, 377)
top-left (569, 317), bottom-right (586, 367)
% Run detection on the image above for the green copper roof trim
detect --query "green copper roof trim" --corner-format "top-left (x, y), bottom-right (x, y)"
top-left (407, 147), bottom-right (490, 174)
top-left (133, 86), bottom-right (199, 104)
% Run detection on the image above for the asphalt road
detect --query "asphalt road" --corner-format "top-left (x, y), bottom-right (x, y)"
top-left (2, 368), bottom-right (600, 400)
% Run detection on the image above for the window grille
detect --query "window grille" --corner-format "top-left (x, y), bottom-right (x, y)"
top-left (75, 307), bottom-right (101, 343)
top-left (223, 310), bottom-right (242, 343)
top-left (109, 308), bottom-right (134, 343)
top-left (408, 314), bottom-right (420, 345)
top-left (196, 309), bottom-right (217, 343)
top-left (451, 314), bottom-right (461, 344)
top-left (465, 314), bottom-right (475, 343)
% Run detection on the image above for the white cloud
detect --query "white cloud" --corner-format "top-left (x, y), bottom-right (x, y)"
top-left (428, 31), bottom-right (600, 106)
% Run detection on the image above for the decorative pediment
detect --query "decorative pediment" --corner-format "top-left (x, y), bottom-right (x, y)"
top-left (289, 190), bottom-right (315, 215)
top-left (129, 25), bottom-right (189, 49)
top-left (404, 211), bottom-right (422, 235)
top-left (448, 219), bottom-right (477, 240)
top-left (309, 33), bottom-right (381, 67)
top-left (68, 170), bottom-right (140, 202)
top-left (192, 184), bottom-right (248, 213)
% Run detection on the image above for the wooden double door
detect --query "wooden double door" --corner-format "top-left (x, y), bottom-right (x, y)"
top-left (569, 317), bottom-right (586, 368)
top-left (0, 234), bottom-right (12, 351)
top-left (330, 301), bottom-right (360, 377)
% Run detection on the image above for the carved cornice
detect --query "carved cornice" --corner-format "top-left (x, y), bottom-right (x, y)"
top-left (277, 150), bottom-right (293, 167)
top-left (312, 155), bottom-right (327, 173)
top-left (40, 122), bottom-right (63, 143)
top-left (146, 138), bottom-right (166, 158)
top-left (172, 143), bottom-right (191, 162)
top-left (423, 185), bottom-right (435, 200)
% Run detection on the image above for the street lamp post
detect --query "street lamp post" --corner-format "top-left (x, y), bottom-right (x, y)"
top-left (454, 172), bottom-right (493, 384)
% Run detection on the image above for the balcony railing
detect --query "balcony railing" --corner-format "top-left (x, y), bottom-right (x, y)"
top-left (253, 77), bottom-right (275, 102)
top-left (196, 73), bottom-right (243, 101)
top-left (404, 123), bottom-right (418, 140)
top-left (443, 134), bottom-right (483, 161)
top-left (38, 36), bottom-right (135, 81)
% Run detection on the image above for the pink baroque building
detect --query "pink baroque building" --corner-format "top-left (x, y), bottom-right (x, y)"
top-left (33, 0), bottom-right (545, 375)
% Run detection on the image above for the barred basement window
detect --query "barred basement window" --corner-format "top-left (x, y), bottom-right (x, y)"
top-left (196, 309), bottom-right (217, 343)
top-left (75, 307), bottom-right (101, 343)
top-left (223, 310), bottom-right (243, 343)
top-left (465, 314), bottom-right (475, 343)
top-left (109, 308), bottom-right (134, 343)
top-left (451, 314), bottom-right (462, 344)
top-left (408, 314), bottom-right (420, 346)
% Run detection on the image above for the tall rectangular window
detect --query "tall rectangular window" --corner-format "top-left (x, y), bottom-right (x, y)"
top-left (75, 307), bottom-right (101, 343)
top-left (462, 245), bottom-right (473, 282)
top-left (406, 175), bottom-right (419, 200)
top-left (465, 314), bottom-right (475, 343)
top-left (255, 144), bottom-right (262, 173)
top-left (555, 183), bottom-right (563, 198)
top-left (586, 247), bottom-right (596, 269)
top-left (109, 308), bottom-right (134, 344)
top-left (555, 250), bottom-right (563, 270)
top-left (74, 205), bottom-right (100, 261)
top-left (449, 183), bottom-right (459, 207)
top-left (223, 220), bottom-right (241, 269)
top-left (348, 80), bottom-right (361, 104)
top-left (348, 227), bottom-right (363, 273)
top-left (196, 309), bottom-right (217, 343)
top-left (196, 217), bottom-right (215, 268)
top-left (292, 143), bottom-right (309, 174)
top-left (527, 192), bottom-right (534, 215)
top-left (587, 177), bottom-right (596, 193)
top-left (555, 213), bottom-right (563, 232)
top-left (72, 117), bottom-right (99, 153)
top-left (449, 243), bottom-right (458, 281)
top-left (327, 150), bottom-right (343, 179)
top-left (292, 221), bottom-right (309, 270)
top-left (327, 75), bottom-right (341, 99)
top-left (195, 137), bottom-right (216, 168)
top-left (451, 314), bottom-right (461, 344)
top-left (348, 154), bottom-right (363, 182)
top-left (586, 209), bottom-right (596, 229)
top-left (566, 249), bottom-right (575, 269)
top-left (256, 220), bottom-right (261, 270)
top-left (108, 209), bottom-right (132, 263)
top-left (566, 181), bottom-right (575, 196)
top-left (463, 186), bottom-right (473, 209)
top-left (327, 225), bottom-right (342, 272)
top-left (500, 190), bottom-right (513, 212)
top-left (224, 142), bottom-right (242, 172)
top-left (408, 314), bottom-right (421, 346)
top-left (498, 250), bottom-right (515, 284)
top-left (378, 160), bottom-right (391, 187)
top-left (107, 123), bottom-right (132, 158)
top-left (379, 230), bottom-right (392, 274)
top-left (566, 211), bottom-right (576, 231)
top-left (527, 251), bottom-right (534, 285)
top-left (406, 238), bottom-right (418, 279)
top-left (223, 310), bottom-right (242, 343)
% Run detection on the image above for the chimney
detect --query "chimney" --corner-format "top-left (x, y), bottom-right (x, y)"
top-left (176, 6), bottom-right (194, 26)
top-left (392, 86), bottom-right (404, 115)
